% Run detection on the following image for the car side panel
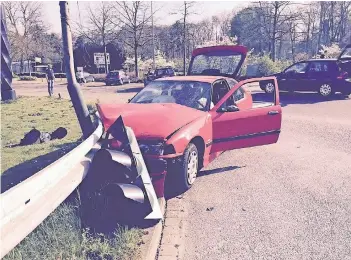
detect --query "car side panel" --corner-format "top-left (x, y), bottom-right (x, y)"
top-left (165, 114), bottom-right (212, 159)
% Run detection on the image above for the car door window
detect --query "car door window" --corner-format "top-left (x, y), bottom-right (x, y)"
top-left (285, 62), bottom-right (308, 73)
top-left (212, 80), bottom-right (231, 105)
top-left (233, 87), bottom-right (245, 102)
top-left (308, 62), bottom-right (329, 72)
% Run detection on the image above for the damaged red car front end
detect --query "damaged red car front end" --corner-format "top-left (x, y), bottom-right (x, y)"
top-left (96, 103), bottom-right (206, 198)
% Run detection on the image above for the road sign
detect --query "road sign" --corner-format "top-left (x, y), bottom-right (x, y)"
top-left (94, 53), bottom-right (110, 65)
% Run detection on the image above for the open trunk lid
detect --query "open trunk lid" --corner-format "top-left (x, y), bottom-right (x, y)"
top-left (187, 45), bottom-right (248, 79)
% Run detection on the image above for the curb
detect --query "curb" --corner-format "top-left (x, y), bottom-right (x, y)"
top-left (143, 198), bottom-right (166, 260)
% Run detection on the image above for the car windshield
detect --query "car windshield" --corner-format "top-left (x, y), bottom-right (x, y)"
top-left (130, 80), bottom-right (212, 111)
top-left (108, 72), bottom-right (119, 77)
top-left (189, 52), bottom-right (242, 76)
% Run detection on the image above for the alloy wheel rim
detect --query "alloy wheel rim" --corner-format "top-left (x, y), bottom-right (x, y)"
top-left (187, 150), bottom-right (198, 185)
top-left (265, 83), bottom-right (275, 93)
top-left (320, 84), bottom-right (331, 96)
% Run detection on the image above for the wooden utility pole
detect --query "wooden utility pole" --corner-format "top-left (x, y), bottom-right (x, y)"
top-left (151, 2), bottom-right (155, 70)
top-left (59, 1), bottom-right (94, 138)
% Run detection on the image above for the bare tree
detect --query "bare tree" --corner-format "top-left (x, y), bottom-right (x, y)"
top-left (77, 2), bottom-right (117, 73)
top-left (3, 1), bottom-right (45, 74)
top-left (114, 1), bottom-right (154, 77)
top-left (256, 1), bottom-right (299, 61)
top-left (174, 1), bottom-right (196, 75)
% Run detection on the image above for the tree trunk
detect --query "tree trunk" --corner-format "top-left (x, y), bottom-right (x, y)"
top-left (134, 31), bottom-right (138, 78)
top-left (271, 3), bottom-right (278, 62)
top-left (27, 58), bottom-right (31, 76)
top-left (103, 43), bottom-right (108, 74)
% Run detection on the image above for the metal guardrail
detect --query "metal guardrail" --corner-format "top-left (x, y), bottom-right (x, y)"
top-left (0, 117), bottom-right (103, 259)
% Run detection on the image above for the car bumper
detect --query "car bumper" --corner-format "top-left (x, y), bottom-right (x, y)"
top-left (105, 79), bottom-right (119, 83)
top-left (144, 157), bottom-right (168, 198)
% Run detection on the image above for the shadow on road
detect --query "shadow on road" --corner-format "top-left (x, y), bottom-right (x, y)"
top-left (164, 165), bottom-right (244, 200)
top-left (251, 92), bottom-right (349, 107)
top-left (198, 165), bottom-right (244, 177)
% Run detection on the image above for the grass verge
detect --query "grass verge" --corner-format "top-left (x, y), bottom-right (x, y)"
top-left (1, 96), bottom-right (143, 259)
top-left (3, 199), bottom-right (143, 260)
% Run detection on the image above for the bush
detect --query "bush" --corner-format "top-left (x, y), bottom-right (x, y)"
top-left (242, 54), bottom-right (292, 77)
top-left (20, 76), bottom-right (37, 81)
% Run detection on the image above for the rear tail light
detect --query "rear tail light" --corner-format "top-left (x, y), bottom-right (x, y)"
top-left (337, 71), bottom-right (348, 79)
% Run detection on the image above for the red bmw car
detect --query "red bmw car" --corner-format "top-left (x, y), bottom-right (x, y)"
top-left (97, 45), bottom-right (282, 198)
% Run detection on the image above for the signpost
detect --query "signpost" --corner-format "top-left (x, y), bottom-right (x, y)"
top-left (94, 53), bottom-right (110, 73)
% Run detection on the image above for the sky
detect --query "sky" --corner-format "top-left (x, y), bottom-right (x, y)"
top-left (43, 1), bottom-right (248, 34)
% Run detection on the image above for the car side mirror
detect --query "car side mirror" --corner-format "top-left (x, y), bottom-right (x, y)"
top-left (217, 104), bottom-right (240, 113)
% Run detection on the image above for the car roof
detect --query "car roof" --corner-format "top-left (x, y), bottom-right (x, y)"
top-left (154, 75), bottom-right (225, 83)
top-left (305, 59), bottom-right (337, 62)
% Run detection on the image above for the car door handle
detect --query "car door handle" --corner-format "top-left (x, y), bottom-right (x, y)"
top-left (268, 110), bottom-right (280, 115)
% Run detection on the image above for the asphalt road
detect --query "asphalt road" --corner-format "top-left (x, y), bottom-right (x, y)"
top-left (178, 92), bottom-right (351, 260)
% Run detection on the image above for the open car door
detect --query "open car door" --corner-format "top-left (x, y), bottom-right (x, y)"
top-left (209, 77), bottom-right (282, 153)
top-left (337, 44), bottom-right (351, 74)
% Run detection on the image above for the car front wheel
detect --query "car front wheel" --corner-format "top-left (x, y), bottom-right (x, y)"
top-left (319, 83), bottom-right (333, 97)
top-left (176, 143), bottom-right (199, 192)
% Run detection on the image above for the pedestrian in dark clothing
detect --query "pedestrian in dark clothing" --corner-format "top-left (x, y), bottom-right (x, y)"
top-left (45, 64), bottom-right (55, 96)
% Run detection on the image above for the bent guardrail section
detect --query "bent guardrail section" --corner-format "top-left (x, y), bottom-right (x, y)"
top-left (0, 117), bottom-right (103, 259)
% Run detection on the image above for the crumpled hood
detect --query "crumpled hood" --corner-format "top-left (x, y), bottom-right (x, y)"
top-left (97, 103), bottom-right (205, 140)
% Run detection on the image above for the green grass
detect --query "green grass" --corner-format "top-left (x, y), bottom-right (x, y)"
top-left (1, 96), bottom-right (82, 176)
top-left (1, 96), bottom-right (143, 259)
top-left (3, 200), bottom-right (143, 260)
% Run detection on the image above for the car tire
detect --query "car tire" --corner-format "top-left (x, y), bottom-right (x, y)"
top-left (176, 143), bottom-right (199, 192)
top-left (319, 83), bottom-right (334, 97)
top-left (263, 82), bottom-right (275, 94)
top-left (120, 79), bottom-right (124, 85)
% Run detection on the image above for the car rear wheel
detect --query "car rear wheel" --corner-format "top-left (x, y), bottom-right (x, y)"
top-left (319, 83), bottom-right (333, 97)
top-left (176, 143), bottom-right (199, 192)
top-left (264, 82), bottom-right (275, 94)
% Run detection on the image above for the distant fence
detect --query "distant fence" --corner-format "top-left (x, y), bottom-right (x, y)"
top-left (0, 115), bottom-right (103, 259)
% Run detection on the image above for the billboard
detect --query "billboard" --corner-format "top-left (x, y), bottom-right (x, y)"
top-left (94, 53), bottom-right (110, 65)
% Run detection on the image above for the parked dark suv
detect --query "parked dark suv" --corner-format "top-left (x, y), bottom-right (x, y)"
top-left (260, 45), bottom-right (351, 98)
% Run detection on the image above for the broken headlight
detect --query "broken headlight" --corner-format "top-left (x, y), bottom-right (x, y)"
top-left (138, 142), bottom-right (164, 155)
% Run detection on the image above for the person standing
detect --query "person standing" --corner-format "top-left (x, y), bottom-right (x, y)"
top-left (45, 64), bottom-right (55, 96)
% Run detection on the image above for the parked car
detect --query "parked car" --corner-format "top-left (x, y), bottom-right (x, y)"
top-left (76, 72), bottom-right (95, 83)
top-left (144, 66), bottom-right (175, 86)
top-left (96, 45), bottom-right (282, 197)
top-left (105, 70), bottom-right (130, 85)
top-left (259, 45), bottom-right (351, 98)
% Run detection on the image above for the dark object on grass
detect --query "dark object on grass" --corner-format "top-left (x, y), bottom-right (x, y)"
top-left (20, 129), bottom-right (41, 145)
top-left (8, 127), bottom-right (68, 148)
top-left (51, 127), bottom-right (67, 140)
